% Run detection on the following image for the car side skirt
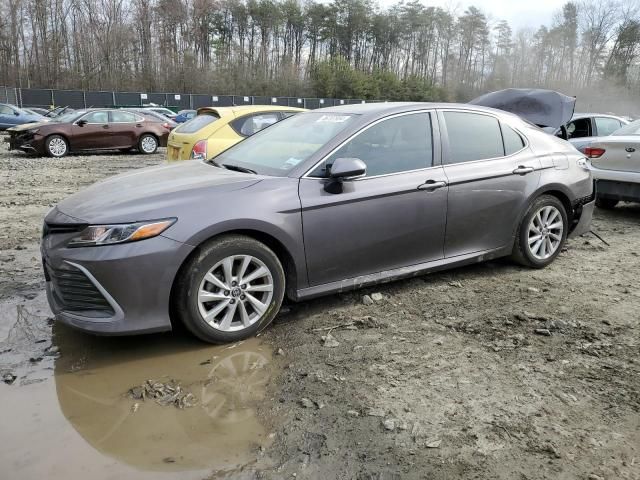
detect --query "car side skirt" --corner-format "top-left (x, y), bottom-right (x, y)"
top-left (294, 245), bottom-right (513, 301)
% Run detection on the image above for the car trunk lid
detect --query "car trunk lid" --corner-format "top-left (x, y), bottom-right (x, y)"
top-left (589, 136), bottom-right (640, 173)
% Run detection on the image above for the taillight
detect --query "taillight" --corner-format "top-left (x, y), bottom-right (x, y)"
top-left (162, 122), bottom-right (171, 130)
top-left (584, 147), bottom-right (605, 158)
top-left (190, 140), bottom-right (207, 160)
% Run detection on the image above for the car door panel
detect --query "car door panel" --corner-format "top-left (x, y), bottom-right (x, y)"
top-left (299, 171), bottom-right (448, 286)
top-left (71, 111), bottom-right (110, 150)
top-left (299, 111), bottom-right (447, 287)
top-left (438, 109), bottom-right (541, 258)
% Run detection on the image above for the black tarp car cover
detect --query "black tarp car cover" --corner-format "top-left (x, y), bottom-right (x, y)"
top-left (469, 88), bottom-right (576, 130)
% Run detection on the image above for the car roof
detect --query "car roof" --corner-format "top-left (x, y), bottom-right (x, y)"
top-left (196, 105), bottom-right (306, 118)
top-left (572, 113), bottom-right (626, 120)
top-left (314, 101), bottom-right (525, 124)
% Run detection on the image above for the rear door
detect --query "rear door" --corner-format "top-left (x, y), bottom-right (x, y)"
top-left (438, 109), bottom-right (541, 258)
top-left (109, 111), bottom-right (140, 148)
top-left (299, 111), bottom-right (448, 287)
top-left (71, 110), bottom-right (111, 150)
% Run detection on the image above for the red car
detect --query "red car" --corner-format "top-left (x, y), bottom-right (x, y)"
top-left (5, 108), bottom-right (173, 157)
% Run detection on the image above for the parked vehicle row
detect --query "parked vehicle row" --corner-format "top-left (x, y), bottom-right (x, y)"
top-left (41, 102), bottom-right (595, 343)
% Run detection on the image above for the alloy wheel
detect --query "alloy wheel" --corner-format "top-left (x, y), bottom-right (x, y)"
top-left (197, 255), bottom-right (274, 332)
top-left (140, 136), bottom-right (157, 153)
top-left (48, 137), bottom-right (67, 157)
top-left (527, 205), bottom-right (564, 260)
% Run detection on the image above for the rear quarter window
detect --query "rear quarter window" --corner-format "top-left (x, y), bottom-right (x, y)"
top-left (502, 124), bottom-right (526, 155)
top-left (175, 114), bottom-right (219, 134)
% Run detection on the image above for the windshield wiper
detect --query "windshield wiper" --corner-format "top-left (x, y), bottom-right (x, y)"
top-left (221, 163), bottom-right (258, 175)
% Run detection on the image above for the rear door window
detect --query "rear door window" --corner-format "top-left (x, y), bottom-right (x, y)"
top-left (175, 113), bottom-right (219, 134)
top-left (443, 111), bottom-right (504, 163)
top-left (110, 111), bottom-right (136, 123)
top-left (595, 117), bottom-right (622, 136)
top-left (231, 113), bottom-right (280, 136)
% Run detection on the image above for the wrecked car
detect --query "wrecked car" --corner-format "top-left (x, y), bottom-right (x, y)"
top-left (41, 102), bottom-right (594, 343)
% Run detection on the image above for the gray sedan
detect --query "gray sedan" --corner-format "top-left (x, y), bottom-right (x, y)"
top-left (41, 103), bottom-right (595, 343)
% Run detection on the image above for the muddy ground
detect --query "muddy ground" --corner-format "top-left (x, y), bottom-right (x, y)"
top-left (0, 137), bottom-right (638, 480)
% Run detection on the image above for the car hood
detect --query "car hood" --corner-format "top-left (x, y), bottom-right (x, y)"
top-left (469, 88), bottom-right (576, 129)
top-left (7, 120), bottom-right (50, 132)
top-left (54, 161), bottom-right (262, 224)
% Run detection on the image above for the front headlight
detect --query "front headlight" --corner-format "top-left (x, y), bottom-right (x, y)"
top-left (68, 219), bottom-right (176, 247)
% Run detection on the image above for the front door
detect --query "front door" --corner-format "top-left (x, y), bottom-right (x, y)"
top-left (438, 109), bottom-right (542, 257)
top-left (299, 111), bottom-right (448, 287)
top-left (71, 110), bottom-right (111, 150)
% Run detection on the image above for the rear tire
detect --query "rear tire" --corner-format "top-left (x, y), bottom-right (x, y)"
top-left (138, 134), bottom-right (158, 154)
top-left (45, 135), bottom-right (68, 158)
top-left (511, 195), bottom-right (568, 268)
top-left (595, 197), bottom-right (618, 209)
top-left (174, 235), bottom-right (285, 344)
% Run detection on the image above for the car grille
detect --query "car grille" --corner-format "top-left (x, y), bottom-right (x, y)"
top-left (42, 222), bottom-right (87, 238)
top-left (46, 263), bottom-right (114, 317)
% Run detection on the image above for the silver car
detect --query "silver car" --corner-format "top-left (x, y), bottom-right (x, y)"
top-left (41, 103), bottom-right (595, 343)
top-left (584, 119), bottom-right (640, 208)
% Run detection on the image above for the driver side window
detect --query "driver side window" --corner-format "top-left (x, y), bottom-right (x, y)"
top-left (315, 113), bottom-right (433, 178)
top-left (83, 111), bottom-right (109, 124)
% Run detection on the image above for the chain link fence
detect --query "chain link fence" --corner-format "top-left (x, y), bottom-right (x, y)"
top-left (0, 86), bottom-right (371, 111)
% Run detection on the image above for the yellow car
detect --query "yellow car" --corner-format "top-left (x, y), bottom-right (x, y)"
top-left (166, 105), bottom-right (306, 161)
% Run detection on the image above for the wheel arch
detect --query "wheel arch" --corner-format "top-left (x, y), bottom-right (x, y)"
top-left (169, 228), bottom-right (300, 329)
top-left (512, 184), bottom-right (575, 240)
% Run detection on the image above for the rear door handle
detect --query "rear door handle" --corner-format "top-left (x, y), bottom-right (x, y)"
top-left (625, 147), bottom-right (635, 153)
top-left (417, 180), bottom-right (447, 192)
top-left (102, 124), bottom-right (109, 129)
top-left (513, 165), bottom-right (534, 175)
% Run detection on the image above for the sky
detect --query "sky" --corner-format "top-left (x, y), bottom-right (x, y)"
top-left (376, 0), bottom-right (560, 30)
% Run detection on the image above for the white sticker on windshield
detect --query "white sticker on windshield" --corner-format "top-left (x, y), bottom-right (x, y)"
top-left (316, 114), bottom-right (350, 123)
top-left (282, 157), bottom-right (303, 169)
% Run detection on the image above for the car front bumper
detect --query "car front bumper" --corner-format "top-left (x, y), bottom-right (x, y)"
top-left (42, 234), bottom-right (194, 335)
top-left (5, 130), bottom-right (45, 154)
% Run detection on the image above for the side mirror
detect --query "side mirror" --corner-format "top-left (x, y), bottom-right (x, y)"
top-left (14, 111), bottom-right (20, 116)
top-left (77, 119), bottom-right (87, 127)
top-left (329, 157), bottom-right (366, 180)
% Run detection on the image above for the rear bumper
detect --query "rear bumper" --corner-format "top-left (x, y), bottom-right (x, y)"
top-left (590, 165), bottom-right (640, 203)
top-left (42, 234), bottom-right (194, 335)
top-left (568, 199), bottom-right (594, 238)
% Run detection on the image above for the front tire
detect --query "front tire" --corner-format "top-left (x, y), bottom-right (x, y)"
top-left (595, 197), bottom-right (618, 209)
top-left (138, 134), bottom-right (158, 154)
top-left (174, 235), bottom-right (285, 344)
top-left (512, 195), bottom-right (568, 268)
top-left (45, 135), bottom-right (68, 158)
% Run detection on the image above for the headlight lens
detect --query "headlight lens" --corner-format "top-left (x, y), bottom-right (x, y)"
top-left (68, 219), bottom-right (176, 247)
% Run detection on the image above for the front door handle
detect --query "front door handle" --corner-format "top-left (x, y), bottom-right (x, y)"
top-left (417, 180), bottom-right (447, 192)
top-left (513, 165), bottom-right (534, 175)
top-left (626, 147), bottom-right (635, 153)
top-left (102, 124), bottom-right (109, 129)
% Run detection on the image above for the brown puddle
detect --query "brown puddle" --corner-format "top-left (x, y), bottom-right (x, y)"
top-left (0, 301), bottom-right (276, 479)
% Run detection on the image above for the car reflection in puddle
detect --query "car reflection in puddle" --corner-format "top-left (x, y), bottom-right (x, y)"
top-left (54, 326), bottom-right (274, 473)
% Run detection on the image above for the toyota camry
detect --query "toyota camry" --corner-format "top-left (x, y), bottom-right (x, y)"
top-left (41, 103), bottom-right (595, 343)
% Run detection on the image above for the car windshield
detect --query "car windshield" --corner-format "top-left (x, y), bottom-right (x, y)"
top-left (612, 119), bottom-right (640, 136)
top-left (210, 112), bottom-right (357, 176)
